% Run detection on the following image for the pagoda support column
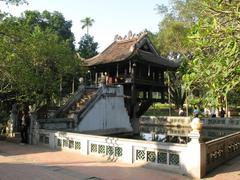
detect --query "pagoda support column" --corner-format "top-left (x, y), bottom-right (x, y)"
top-left (130, 62), bottom-right (140, 135)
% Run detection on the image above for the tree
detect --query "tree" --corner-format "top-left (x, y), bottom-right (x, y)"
top-left (0, 11), bottom-right (83, 109)
top-left (81, 17), bottom-right (94, 35)
top-left (184, 0), bottom-right (240, 112)
top-left (154, 0), bottom-right (201, 56)
top-left (78, 34), bottom-right (98, 59)
top-left (151, 0), bottom-right (201, 109)
top-left (0, 0), bottom-right (27, 5)
top-left (20, 10), bottom-right (75, 50)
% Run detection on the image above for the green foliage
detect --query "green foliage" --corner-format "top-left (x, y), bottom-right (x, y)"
top-left (156, 0), bottom-right (201, 25)
top-left (1, 0), bottom-right (27, 5)
top-left (19, 10), bottom-right (75, 50)
top-left (78, 34), bottom-right (98, 59)
top-left (184, 0), bottom-right (240, 108)
top-left (0, 11), bottom-right (83, 108)
top-left (144, 103), bottom-right (178, 116)
top-left (151, 0), bottom-right (202, 108)
top-left (152, 0), bottom-right (240, 109)
top-left (81, 17), bottom-right (94, 35)
top-left (226, 88), bottom-right (240, 107)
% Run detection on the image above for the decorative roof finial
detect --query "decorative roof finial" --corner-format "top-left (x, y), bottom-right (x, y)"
top-left (114, 34), bottom-right (119, 41)
top-left (128, 30), bottom-right (132, 39)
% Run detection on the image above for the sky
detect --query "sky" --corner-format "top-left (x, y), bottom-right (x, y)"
top-left (1, 0), bottom-right (168, 51)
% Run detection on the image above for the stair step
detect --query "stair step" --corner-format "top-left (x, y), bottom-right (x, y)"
top-left (65, 88), bottom-right (98, 116)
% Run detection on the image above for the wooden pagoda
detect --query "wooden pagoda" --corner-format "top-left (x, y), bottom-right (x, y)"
top-left (85, 31), bottom-right (179, 132)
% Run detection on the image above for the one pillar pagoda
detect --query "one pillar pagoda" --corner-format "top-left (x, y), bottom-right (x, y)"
top-left (85, 31), bottom-right (179, 133)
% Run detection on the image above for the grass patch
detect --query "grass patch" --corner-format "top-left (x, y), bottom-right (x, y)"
top-left (144, 103), bottom-right (178, 116)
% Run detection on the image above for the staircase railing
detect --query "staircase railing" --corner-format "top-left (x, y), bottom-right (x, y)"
top-left (53, 85), bottom-right (85, 118)
top-left (77, 86), bottom-right (104, 124)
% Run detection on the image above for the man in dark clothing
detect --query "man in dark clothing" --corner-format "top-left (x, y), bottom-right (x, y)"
top-left (220, 108), bottom-right (225, 118)
top-left (21, 106), bottom-right (30, 143)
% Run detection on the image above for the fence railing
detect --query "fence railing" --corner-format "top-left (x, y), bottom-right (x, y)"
top-left (140, 116), bottom-right (191, 127)
top-left (140, 116), bottom-right (240, 129)
top-left (205, 131), bottom-right (240, 172)
top-left (202, 118), bottom-right (240, 129)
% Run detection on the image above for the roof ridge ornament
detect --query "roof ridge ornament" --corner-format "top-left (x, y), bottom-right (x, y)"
top-left (114, 30), bottom-right (147, 42)
top-left (128, 30), bottom-right (133, 39)
top-left (114, 34), bottom-right (119, 41)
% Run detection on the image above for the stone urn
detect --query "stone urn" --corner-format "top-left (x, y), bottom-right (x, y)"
top-left (190, 117), bottom-right (203, 131)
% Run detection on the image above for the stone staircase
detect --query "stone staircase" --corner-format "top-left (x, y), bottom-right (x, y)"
top-left (37, 86), bottom-right (100, 131)
top-left (36, 85), bottom-right (132, 135)
top-left (66, 88), bottom-right (97, 118)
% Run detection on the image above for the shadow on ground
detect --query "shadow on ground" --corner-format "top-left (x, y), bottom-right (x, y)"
top-left (0, 140), bottom-right (59, 156)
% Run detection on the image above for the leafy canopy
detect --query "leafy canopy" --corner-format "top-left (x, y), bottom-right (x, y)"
top-left (0, 11), bottom-right (82, 108)
top-left (184, 0), bottom-right (240, 107)
top-left (81, 17), bottom-right (94, 35)
top-left (78, 34), bottom-right (98, 59)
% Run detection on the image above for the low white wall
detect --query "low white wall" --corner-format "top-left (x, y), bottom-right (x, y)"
top-left (36, 129), bottom-right (207, 178)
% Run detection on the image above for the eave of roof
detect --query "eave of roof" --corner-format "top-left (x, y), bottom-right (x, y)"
top-left (136, 50), bottom-right (179, 69)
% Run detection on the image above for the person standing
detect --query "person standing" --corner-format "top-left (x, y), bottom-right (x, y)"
top-left (178, 108), bottom-right (185, 116)
top-left (220, 108), bottom-right (225, 118)
top-left (193, 106), bottom-right (200, 117)
top-left (21, 106), bottom-right (30, 144)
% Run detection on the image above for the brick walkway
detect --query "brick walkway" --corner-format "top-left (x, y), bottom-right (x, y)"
top-left (0, 141), bottom-right (239, 180)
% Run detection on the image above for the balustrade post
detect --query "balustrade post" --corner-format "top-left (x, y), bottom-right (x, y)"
top-left (182, 117), bottom-right (206, 179)
top-left (80, 138), bottom-right (89, 155)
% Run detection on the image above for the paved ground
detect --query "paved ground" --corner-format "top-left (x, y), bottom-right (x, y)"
top-left (203, 155), bottom-right (240, 180)
top-left (0, 141), bottom-right (239, 180)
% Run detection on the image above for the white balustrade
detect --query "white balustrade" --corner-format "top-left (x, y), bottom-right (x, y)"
top-left (37, 129), bottom-right (187, 174)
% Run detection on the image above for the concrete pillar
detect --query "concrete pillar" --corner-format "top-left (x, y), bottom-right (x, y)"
top-left (49, 132), bottom-right (55, 149)
top-left (29, 112), bottom-right (39, 145)
top-left (80, 138), bottom-right (89, 155)
top-left (121, 143), bottom-right (134, 164)
top-left (131, 117), bottom-right (140, 135)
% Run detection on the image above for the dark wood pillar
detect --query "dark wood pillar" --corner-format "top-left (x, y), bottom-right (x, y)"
top-left (116, 64), bottom-right (119, 77)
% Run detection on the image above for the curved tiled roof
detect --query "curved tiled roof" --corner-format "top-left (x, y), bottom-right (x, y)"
top-left (86, 37), bottom-right (138, 66)
top-left (85, 32), bottom-right (179, 69)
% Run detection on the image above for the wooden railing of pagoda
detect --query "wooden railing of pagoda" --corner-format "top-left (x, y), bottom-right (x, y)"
top-left (115, 75), bottom-right (165, 86)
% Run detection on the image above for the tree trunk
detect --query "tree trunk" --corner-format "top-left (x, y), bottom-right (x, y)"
top-left (225, 92), bottom-right (228, 117)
